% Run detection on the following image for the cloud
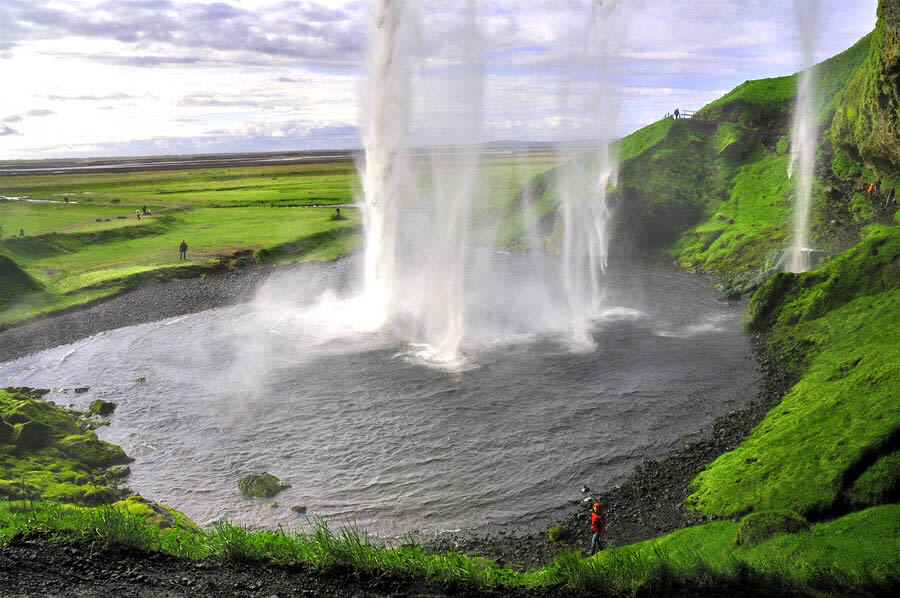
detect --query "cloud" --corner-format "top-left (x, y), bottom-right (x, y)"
top-left (26, 109), bottom-right (55, 117)
top-left (178, 94), bottom-right (263, 108)
top-left (2, 115), bottom-right (23, 123)
top-left (0, 124), bottom-right (20, 136)
top-left (7, 0), bottom-right (364, 69)
top-left (45, 92), bottom-right (142, 101)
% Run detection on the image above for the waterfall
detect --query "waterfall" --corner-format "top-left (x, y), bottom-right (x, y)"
top-left (360, 0), bottom-right (483, 362)
top-left (787, 0), bottom-right (820, 273)
top-left (360, 0), bottom-right (411, 328)
top-left (558, 0), bottom-right (622, 346)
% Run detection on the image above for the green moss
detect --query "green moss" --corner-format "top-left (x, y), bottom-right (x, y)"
top-left (237, 472), bottom-right (291, 498)
top-left (548, 525), bottom-right (572, 543)
top-left (56, 432), bottom-right (131, 468)
top-left (833, 6), bottom-right (899, 181)
top-left (733, 510), bottom-right (810, 546)
top-left (849, 192), bottom-right (878, 221)
top-left (112, 495), bottom-right (200, 533)
top-left (0, 388), bottom-right (131, 507)
top-left (88, 399), bottom-right (117, 417)
top-left (743, 228), bottom-right (900, 331)
top-left (688, 229), bottom-right (900, 519)
top-left (846, 452), bottom-right (900, 508)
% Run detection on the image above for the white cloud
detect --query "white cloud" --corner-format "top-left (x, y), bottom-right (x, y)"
top-left (0, 0), bottom-right (880, 158)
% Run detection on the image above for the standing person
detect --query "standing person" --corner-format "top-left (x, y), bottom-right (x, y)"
top-left (674, 108), bottom-right (680, 119)
top-left (885, 186), bottom-right (896, 208)
top-left (587, 502), bottom-right (606, 556)
top-left (178, 240), bottom-right (188, 260)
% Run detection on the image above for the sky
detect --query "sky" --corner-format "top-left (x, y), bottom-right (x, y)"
top-left (0, 0), bottom-right (879, 160)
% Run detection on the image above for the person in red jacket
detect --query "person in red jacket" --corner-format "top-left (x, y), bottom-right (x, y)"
top-left (588, 502), bottom-right (606, 556)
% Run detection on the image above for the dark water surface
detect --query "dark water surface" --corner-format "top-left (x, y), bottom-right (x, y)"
top-left (0, 259), bottom-right (758, 537)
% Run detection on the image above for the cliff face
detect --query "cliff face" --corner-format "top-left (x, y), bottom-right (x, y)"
top-left (833, 0), bottom-right (900, 180)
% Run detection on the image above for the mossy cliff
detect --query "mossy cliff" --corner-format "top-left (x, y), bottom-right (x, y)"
top-left (833, 0), bottom-right (900, 181)
top-left (687, 228), bottom-right (899, 519)
top-left (517, 29), bottom-right (884, 286)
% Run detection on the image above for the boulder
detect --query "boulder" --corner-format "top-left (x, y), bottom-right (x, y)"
top-left (237, 472), bottom-right (291, 498)
top-left (15, 421), bottom-right (53, 450)
top-left (88, 399), bottom-right (117, 416)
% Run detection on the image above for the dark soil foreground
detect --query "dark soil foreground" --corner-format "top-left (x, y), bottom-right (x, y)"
top-left (0, 262), bottom-right (792, 596)
top-left (0, 530), bottom-right (579, 598)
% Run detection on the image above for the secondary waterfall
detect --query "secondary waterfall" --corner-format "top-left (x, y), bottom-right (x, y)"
top-left (787, 0), bottom-right (820, 273)
top-left (557, 1), bottom-right (623, 346)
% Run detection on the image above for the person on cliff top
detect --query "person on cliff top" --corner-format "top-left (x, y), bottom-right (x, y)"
top-left (673, 108), bottom-right (680, 119)
top-left (587, 502), bottom-right (606, 556)
top-left (179, 240), bottom-right (188, 260)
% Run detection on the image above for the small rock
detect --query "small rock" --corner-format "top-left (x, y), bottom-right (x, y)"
top-left (291, 505), bottom-right (307, 515)
top-left (237, 472), bottom-right (290, 498)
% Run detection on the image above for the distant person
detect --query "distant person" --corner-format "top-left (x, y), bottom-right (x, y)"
top-left (674, 108), bottom-right (680, 119)
top-left (587, 502), bottom-right (606, 556)
top-left (64, 196), bottom-right (69, 203)
top-left (142, 205), bottom-right (148, 215)
top-left (874, 178), bottom-right (882, 195)
top-left (179, 240), bottom-right (188, 260)
top-left (331, 207), bottom-right (347, 221)
top-left (886, 187), bottom-right (897, 208)
top-left (19, 228), bottom-right (24, 237)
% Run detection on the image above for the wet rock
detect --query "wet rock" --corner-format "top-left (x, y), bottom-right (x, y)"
top-left (237, 472), bottom-right (291, 499)
top-left (292, 505), bottom-right (308, 515)
top-left (74, 387), bottom-right (90, 394)
top-left (88, 399), bottom-right (116, 416)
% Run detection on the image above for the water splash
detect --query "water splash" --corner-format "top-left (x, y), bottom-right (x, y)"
top-left (787, 0), bottom-right (820, 273)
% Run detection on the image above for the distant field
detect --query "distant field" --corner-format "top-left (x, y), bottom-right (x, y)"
top-left (0, 155), bottom-right (557, 325)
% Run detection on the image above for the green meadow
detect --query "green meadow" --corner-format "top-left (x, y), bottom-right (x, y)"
top-left (0, 156), bottom-right (556, 325)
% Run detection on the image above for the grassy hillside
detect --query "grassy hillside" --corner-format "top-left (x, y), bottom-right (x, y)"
top-left (514, 32), bottom-right (879, 290)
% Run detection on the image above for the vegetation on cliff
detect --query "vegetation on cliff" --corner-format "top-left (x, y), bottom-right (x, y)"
top-left (832, 0), bottom-right (900, 181)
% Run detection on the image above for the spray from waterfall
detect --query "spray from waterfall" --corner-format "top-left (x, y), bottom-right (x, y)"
top-left (787, 0), bottom-right (820, 273)
top-left (557, 0), bottom-right (622, 346)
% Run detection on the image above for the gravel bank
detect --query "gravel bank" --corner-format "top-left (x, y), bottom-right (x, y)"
top-left (0, 264), bottom-right (286, 362)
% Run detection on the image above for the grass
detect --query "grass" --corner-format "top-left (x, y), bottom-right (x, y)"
top-left (1, 499), bottom-right (896, 596)
top-left (0, 162), bottom-right (359, 208)
top-left (686, 228), bottom-right (900, 519)
top-left (1, 156), bottom-right (556, 326)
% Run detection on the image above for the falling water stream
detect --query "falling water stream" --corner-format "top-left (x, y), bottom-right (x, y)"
top-left (787, 0), bottom-right (821, 273)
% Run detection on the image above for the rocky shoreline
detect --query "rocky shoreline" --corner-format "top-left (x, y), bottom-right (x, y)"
top-left (0, 260), bottom-right (792, 594)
